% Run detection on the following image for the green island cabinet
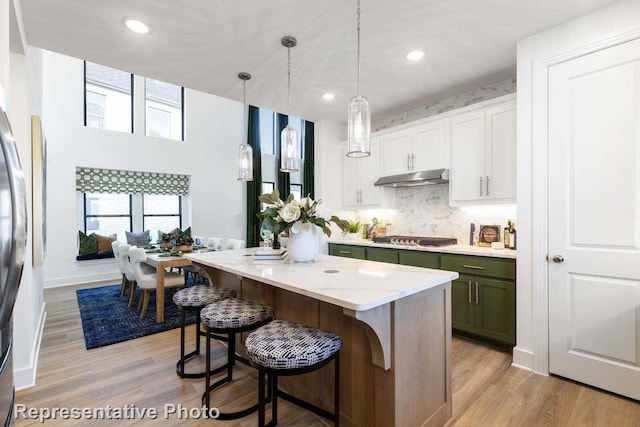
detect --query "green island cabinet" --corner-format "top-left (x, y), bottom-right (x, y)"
top-left (328, 243), bottom-right (516, 347)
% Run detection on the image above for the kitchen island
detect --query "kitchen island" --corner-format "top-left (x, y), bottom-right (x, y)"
top-left (186, 249), bottom-right (458, 427)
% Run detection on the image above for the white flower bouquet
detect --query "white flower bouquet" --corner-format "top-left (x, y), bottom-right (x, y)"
top-left (258, 189), bottom-right (332, 237)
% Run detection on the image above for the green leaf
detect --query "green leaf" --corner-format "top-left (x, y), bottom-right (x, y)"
top-left (286, 193), bottom-right (294, 203)
top-left (258, 194), bottom-right (274, 204)
top-left (322, 225), bottom-right (332, 237)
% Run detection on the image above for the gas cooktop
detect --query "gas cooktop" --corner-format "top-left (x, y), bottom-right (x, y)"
top-left (372, 235), bottom-right (458, 247)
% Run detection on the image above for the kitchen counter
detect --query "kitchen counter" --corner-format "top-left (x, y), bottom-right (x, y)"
top-left (329, 238), bottom-right (517, 259)
top-left (187, 248), bottom-right (456, 426)
top-left (186, 248), bottom-right (458, 311)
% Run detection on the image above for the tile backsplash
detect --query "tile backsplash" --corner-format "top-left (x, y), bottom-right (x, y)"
top-left (360, 184), bottom-right (517, 245)
top-left (373, 77), bottom-right (516, 132)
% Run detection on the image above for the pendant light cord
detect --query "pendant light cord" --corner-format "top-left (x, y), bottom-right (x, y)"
top-left (287, 46), bottom-right (292, 105)
top-left (242, 79), bottom-right (247, 139)
top-left (356, 0), bottom-right (361, 97)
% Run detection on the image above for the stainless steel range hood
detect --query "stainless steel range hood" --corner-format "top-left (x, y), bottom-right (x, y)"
top-left (374, 169), bottom-right (449, 187)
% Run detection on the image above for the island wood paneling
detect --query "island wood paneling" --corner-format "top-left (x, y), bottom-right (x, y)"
top-left (197, 263), bottom-right (452, 427)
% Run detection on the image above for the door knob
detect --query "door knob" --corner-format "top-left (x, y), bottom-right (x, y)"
top-left (552, 255), bottom-right (564, 263)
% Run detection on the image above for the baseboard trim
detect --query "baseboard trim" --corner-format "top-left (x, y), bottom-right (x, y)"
top-left (44, 272), bottom-right (120, 289)
top-left (511, 346), bottom-right (534, 372)
top-left (14, 303), bottom-right (46, 391)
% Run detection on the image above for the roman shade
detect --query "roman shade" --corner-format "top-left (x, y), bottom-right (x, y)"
top-left (76, 167), bottom-right (190, 195)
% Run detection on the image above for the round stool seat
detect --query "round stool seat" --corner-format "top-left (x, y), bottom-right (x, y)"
top-left (173, 285), bottom-right (236, 308)
top-left (201, 298), bottom-right (274, 330)
top-left (246, 320), bottom-right (342, 370)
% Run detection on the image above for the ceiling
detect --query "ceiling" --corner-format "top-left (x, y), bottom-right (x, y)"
top-left (21, 0), bottom-right (618, 123)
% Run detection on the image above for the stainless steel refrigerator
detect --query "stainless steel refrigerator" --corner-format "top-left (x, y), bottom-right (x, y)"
top-left (0, 105), bottom-right (27, 427)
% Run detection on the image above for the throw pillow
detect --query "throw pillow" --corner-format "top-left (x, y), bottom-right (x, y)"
top-left (78, 231), bottom-right (98, 256)
top-left (158, 228), bottom-right (180, 242)
top-left (95, 233), bottom-right (117, 253)
top-left (126, 230), bottom-right (150, 246)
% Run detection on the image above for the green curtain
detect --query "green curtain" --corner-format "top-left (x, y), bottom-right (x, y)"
top-left (303, 120), bottom-right (315, 199)
top-left (276, 113), bottom-right (290, 198)
top-left (245, 105), bottom-right (262, 248)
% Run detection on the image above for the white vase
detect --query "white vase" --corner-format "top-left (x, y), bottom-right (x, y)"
top-left (348, 233), bottom-right (359, 240)
top-left (288, 223), bottom-right (322, 263)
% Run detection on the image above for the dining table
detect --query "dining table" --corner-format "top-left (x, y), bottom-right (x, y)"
top-left (142, 248), bottom-right (215, 323)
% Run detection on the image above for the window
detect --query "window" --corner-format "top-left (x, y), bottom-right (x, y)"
top-left (259, 108), bottom-right (275, 155)
top-left (260, 182), bottom-right (275, 209)
top-left (142, 194), bottom-right (182, 241)
top-left (86, 91), bottom-right (105, 128)
top-left (290, 184), bottom-right (302, 201)
top-left (84, 193), bottom-right (132, 241)
top-left (84, 62), bottom-right (133, 133)
top-left (145, 79), bottom-right (184, 140)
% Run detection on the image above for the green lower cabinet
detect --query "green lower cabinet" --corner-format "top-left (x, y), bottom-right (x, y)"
top-left (450, 274), bottom-right (515, 346)
top-left (475, 277), bottom-right (515, 345)
top-left (328, 244), bottom-right (366, 259)
top-left (398, 251), bottom-right (440, 269)
top-left (451, 275), bottom-right (475, 334)
top-left (366, 247), bottom-right (399, 264)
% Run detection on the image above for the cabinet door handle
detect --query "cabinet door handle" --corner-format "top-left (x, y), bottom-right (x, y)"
top-left (468, 279), bottom-right (472, 303)
top-left (486, 176), bottom-right (490, 196)
top-left (407, 154), bottom-right (411, 171)
top-left (475, 281), bottom-right (479, 304)
top-left (463, 264), bottom-right (484, 270)
top-left (411, 153), bottom-right (415, 170)
top-left (339, 251), bottom-right (351, 254)
top-left (480, 176), bottom-right (483, 196)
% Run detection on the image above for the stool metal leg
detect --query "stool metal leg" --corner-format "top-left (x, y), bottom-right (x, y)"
top-left (258, 369), bottom-right (266, 427)
top-left (205, 328), bottom-right (211, 409)
top-left (335, 351), bottom-right (340, 427)
top-left (272, 374), bottom-right (278, 425)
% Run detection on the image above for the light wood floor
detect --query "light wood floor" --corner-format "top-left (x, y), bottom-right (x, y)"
top-left (15, 283), bottom-right (640, 426)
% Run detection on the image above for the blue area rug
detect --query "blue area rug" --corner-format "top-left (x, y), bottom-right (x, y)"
top-left (76, 283), bottom-right (196, 350)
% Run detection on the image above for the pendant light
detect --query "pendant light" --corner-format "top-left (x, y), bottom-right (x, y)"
top-left (279, 35), bottom-right (300, 172)
top-left (346, 0), bottom-right (371, 158)
top-left (237, 72), bottom-right (253, 181)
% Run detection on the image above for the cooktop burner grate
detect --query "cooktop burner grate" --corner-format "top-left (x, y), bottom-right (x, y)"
top-left (372, 236), bottom-right (458, 247)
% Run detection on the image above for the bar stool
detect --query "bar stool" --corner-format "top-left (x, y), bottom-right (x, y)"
top-left (245, 320), bottom-right (342, 427)
top-left (173, 284), bottom-right (236, 378)
top-left (200, 298), bottom-right (274, 420)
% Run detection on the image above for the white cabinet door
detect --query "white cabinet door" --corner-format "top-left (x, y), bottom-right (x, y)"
top-left (343, 146), bottom-right (360, 207)
top-left (359, 138), bottom-right (382, 206)
top-left (450, 110), bottom-right (485, 202)
top-left (413, 119), bottom-right (449, 171)
top-left (382, 130), bottom-right (412, 176)
top-left (485, 102), bottom-right (516, 200)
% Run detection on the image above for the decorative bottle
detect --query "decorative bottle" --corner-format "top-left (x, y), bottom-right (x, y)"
top-left (508, 222), bottom-right (517, 250)
top-left (504, 221), bottom-right (511, 248)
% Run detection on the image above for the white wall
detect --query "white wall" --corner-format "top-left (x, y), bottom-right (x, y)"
top-left (516, 0), bottom-right (640, 373)
top-left (2, 0), bottom-right (47, 390)
top-left (42, 50), bottom-right (245, 288)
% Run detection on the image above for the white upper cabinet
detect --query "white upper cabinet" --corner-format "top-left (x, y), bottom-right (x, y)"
top-left (450, 111), bottom-right (486, 202)
top-left (382, 120), bottom-right (448, 176)
top-left (343, 137), bottom-right (394, 208)
top-left (450, 97), bottom-right (516, 205)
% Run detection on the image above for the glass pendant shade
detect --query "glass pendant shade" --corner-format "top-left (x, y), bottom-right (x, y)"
top-left (347, 95), bottom-right (371, 157)
top-left (280, 124), bottom-right (300, 172)
top-left (237, 142), bottom-right (253, 181)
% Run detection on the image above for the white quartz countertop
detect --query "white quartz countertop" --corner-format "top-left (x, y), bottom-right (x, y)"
top-left (185, 249), bottom-right (459, 312)
top-left (329, 239), bottom-right (517, 259)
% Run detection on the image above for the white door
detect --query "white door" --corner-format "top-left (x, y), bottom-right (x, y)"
top-left (359, 138), bottom-right (382, 206)
top-left (342, 146), bottom-right (360, 208)
top-left (382, 130), bottom-right (412, 176)
top-left (485, 102), bottom-right (516, 201)
top-left (450, 110), bottom-right (485, 202)
top-left (413, 119), bottom-right (449, 171)
top-left (548, 38), bottom-right (640, 400)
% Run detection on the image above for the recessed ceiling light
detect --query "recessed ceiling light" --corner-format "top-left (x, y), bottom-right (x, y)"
top-left (406, 50), bottom-right (424, 61)
top-left (125, 19), bottom-right (149, 34)
top-left (322, 93), bottom-right (335, 101)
